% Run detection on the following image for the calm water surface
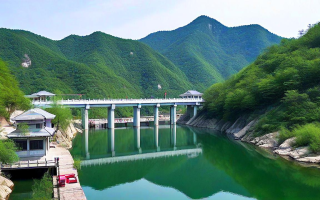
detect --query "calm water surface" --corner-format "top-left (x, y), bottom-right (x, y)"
top-left (70, 125), bottom-right (320, 200)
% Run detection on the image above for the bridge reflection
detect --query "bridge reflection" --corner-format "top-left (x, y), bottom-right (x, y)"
top-left (81, 125), bottom-right (201, 166)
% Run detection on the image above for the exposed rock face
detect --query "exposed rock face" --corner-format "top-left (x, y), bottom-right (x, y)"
top-left (180, 112), bottom-right (320, 165)
top-left (234, 120), bottom-right (256, 139)
top-left (178, 113), bottom-right (248, 134)
top-left (273, 137), bottom-right (310, 160)
top-left (0, 175), bottom-right (14, 199)
top-left (297, 156), bottom-right (320, 163)
top-left (250, 132), bottom-right (279, 148)
top-left (21, 54), bottom-right (31, 68)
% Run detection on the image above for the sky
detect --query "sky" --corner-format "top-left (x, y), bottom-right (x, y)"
top-left (0, 0), bottom-right (319, 40)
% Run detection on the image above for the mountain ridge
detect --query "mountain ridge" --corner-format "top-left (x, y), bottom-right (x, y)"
top-left (140, 15), bottom-right (283, 90)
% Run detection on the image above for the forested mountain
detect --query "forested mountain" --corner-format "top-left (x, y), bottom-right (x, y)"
top-left (140, 15), bottom-right (283, 90)
top-left (203, 23), bottom-right (320, 148)
top-left (0, 29), bottom-right (191, 101)
top-left (0, 59), bottom-right (30, 119)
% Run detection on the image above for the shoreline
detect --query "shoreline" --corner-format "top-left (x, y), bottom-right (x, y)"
top-left (178, 114), bottom-right (320, 167)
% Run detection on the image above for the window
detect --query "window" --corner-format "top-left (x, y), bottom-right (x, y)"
top-left (36, 124), bottom-right (41, 129)
top-left (14, 140), bottom-right (27, 151)
top-left (30, 140), bottom-right (44, 150)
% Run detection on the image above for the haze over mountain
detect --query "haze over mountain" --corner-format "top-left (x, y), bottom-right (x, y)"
top-left (141, 15), bottom-right (283, 90)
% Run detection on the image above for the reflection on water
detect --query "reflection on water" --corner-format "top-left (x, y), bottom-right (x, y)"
top-left (71, 126), bottom-right (320, 200)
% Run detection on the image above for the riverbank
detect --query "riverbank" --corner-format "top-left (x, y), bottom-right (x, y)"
top-left (178, 113), bottom-right (320, 166)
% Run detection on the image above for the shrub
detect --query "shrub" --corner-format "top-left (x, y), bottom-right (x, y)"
top-left (0, 139), bottom-right (19, 164)
top-left (293, 123), bottom-right (320, 152)
top-left (31, 172), bottom-right (53, 200)
top-left (73, 158), bottom-right (81, 170)
top-left (278, 126), bottom-right (294, 144)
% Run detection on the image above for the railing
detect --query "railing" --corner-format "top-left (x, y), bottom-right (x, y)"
top-left (32, 97), bottom-right (204, 104)
top-left (1, 159), bottom-right (56, 169)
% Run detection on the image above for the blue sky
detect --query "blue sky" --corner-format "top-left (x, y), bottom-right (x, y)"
top-left (0, 0), bottom-right (319, 40)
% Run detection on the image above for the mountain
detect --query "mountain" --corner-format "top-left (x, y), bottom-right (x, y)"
top-left (140, 15), bottom-right (283, 90)
top-left (203, 23), bottom-right (320, 137)
top-left (0, 29), bottom-right (192, 101)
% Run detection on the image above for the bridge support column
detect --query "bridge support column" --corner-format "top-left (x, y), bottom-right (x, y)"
top-left (170, 105), bottom-right (177, 125)
top-left (133, 104), bottom-right (141, 127)
top-left (84, 104), bottom-right (90, 131)
top-left (193, 105), bottom-right (198, 117)
top-left (108, 104), bottom-right (115, 129)
top-left (154, 104), bottom-right (160, 126)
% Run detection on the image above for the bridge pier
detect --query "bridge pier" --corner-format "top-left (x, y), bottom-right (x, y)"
top-left (186, 105), bottom-right (199, 125)
top-left (108, 104), bottom-right (115, 129)
top-left (154, 104), bottom-right (160, 126)
top-left (84, 104), bottom-right (90, 130)
top-left (170, 105), bottom-right (177, 125)
top-left (133, 104), bottom-right (141, 127)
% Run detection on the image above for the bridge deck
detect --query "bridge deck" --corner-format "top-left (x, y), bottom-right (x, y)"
top-left (33, 98), bottom-right (204, 108)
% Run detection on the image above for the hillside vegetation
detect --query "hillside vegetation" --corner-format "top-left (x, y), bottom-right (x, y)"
top-left (141, 15), bottom-right (282, 90)
top-left (0, 29), bottom-right (191, 99)
top-left (203, 23), bottom-right (320, 150)
top-left (0, 29), bottom-right (194, 116)
top-left (0, 59), bottom-right (30, 119)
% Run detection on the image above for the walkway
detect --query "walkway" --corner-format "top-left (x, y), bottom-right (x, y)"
top-left (49, 146), bottom-right (86, 200)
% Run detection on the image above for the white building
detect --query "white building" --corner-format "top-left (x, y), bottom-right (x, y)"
top-left (7, 108), bottom-right (56, 158)
top-left (179, 90), bottom-right (203, 99)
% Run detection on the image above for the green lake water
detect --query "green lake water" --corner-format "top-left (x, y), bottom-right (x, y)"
top-left (68, 125), bottom-right (320, 200)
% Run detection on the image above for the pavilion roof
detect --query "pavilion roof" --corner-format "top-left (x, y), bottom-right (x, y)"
top-left (7, 127), bottom-right (55, 138)
top-left (31, 91), bottom-right (55, 96)
top-left (13, 108), bottom-right (56, 121)
top-left (179, 90), bottom-right (203, 97)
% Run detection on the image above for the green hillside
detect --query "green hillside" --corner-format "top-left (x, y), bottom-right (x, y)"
top-left (140, 15), bottom-right (282, 91)
top-left (0, 29), bottom-right (191, 101)
top-left (0, 59), bottom-right (30, 119)
top-left (203, 23), bottom-right (320, 147)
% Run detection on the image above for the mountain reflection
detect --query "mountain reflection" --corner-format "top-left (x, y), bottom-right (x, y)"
top-left (71, 126), bottom-right (320, 200)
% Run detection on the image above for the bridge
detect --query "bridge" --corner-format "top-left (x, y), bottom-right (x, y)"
top-left (33, 98), bottom-right (204, 130)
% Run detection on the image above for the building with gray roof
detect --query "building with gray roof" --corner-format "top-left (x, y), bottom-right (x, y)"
top-left (7, 108), bottom-right (56, 158)
top-left (179, 90), bottom-right (203, 99)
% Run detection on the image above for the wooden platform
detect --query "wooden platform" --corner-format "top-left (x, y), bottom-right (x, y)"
top-left (50, 146), bottom-right (86, 200)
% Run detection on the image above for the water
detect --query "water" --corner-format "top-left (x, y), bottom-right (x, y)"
top-left (70, 125), bottom-right (320, 200)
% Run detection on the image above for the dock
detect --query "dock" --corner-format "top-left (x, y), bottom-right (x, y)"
top-left (50, 146), bottom-right (86, 200)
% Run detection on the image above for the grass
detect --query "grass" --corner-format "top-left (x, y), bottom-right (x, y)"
top-left (73, 158), bottom-right (81, 170)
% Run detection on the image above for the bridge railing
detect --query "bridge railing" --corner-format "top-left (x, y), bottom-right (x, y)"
top-left (32, 98), bottom-right (204, 104)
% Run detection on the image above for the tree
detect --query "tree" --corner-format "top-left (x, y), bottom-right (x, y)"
top-left (0, 140), bottom-right (19, 164)
top-left (45, 90), bottom-right (72, 131)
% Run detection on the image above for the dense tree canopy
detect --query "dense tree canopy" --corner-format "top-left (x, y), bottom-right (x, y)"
top-left (0, 59), bottom-right (30, 119)
top-left (203, 23), bottom-right (320, 135)
top-left (141, 15), bottom-right (282, 90)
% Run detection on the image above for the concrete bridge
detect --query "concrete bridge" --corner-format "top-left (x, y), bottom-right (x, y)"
top-left (33, 98), bottom-right (204, 130)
